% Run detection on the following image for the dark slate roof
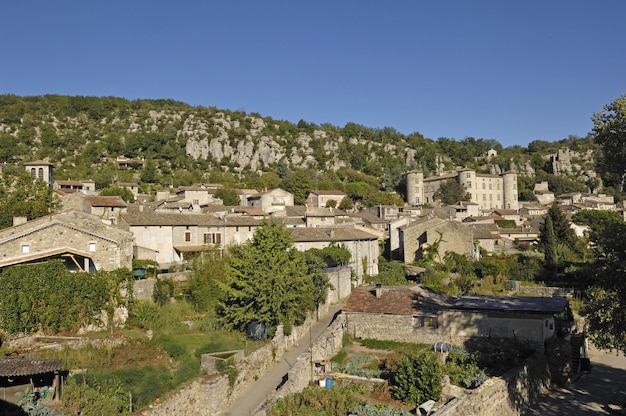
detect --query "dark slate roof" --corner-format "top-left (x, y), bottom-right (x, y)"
top-left (452, 295), bottom-right (568, 314)
top-left (0, 356), bottom-right (63, 377)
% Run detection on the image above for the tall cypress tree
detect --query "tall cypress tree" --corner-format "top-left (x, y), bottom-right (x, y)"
top-left (542, 214), bottom-right (558, 270)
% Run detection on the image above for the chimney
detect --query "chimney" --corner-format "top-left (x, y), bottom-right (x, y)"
top-left (13, 216), bottom-right (28, 226)
top-left (375, 283), bottom-right (382, 298)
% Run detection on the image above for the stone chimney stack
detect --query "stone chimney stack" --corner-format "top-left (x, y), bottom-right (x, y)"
top-left (375, 283), bottom-right (382, 298)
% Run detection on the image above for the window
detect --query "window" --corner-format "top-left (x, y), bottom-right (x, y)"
top-left (22, 244), bottom-right (29, 254)
top-left (482, 183), bottom-right (485, 190)
top-left (157, 232), bottom-right (164, 243)
top-left (489, 183), bottom-right (492, 190)
top-left (143, 231), bottom-right (149, 244)
top-left (272, 197), bottom-right (285, 206)
top-left (89, 243), bottom-right (96, 252)
top-left (185, 232), bottom-right (191, 242)
top-left (38, 168), bottom-right (44, 179)
top-left (414, 315), bottom-right (438, 328)
top-left (204, 233), bottom-right (221, 244)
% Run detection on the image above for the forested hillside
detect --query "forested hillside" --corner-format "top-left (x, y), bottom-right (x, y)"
top-left (0, 94), bottom-right (599, 202)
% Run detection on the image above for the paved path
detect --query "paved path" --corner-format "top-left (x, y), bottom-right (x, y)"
top-left (523, 344), bottom-right (626, 415)
top-left (221, 304), bottom-right (344, 416)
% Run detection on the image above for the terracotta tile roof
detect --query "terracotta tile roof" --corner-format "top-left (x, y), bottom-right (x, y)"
top-left (290, 227), bottom-right (378, 242)
top-left (306, 207), bottom-right (335, 217)
top-left (342, 285), bottom-right (454, 315)
top-left (85, 196), bottom-right (127, 208)
top-left (0, 356), bottom-right (63, 377)
top-left (310, 190), bottom-right (347, 196)
top-left (122, 211), bottom-right (224, 226)
top-left (342, 286), bottom-right (418, 315)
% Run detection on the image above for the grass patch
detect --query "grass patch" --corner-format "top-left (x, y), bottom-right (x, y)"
top-left (358, 339), bottom-right (430, 355)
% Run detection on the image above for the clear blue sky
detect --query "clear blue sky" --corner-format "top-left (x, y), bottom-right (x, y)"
top-left (1, 1), bottom-right (624, 147)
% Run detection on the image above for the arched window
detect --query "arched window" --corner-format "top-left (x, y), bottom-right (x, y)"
top-left (30, 168), bottom-right (36, 177)
top-left (38, 168), bottom-right (44, 179)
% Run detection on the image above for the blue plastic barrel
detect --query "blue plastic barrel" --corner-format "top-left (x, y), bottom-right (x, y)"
top-left (325, 378), bottom-right (333, 388)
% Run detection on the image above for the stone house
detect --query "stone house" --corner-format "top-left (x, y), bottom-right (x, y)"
top-left (368, 205), bottom-right (402, 221)
top-left (533, 182), bottom-right (555, 205)
top-left (84, 195), bottom-right (128, 224)
top-left (306, 190), bottom-right (347, 208)
top-left (118, 182), bottom-right (140, 199)
top-left (441, 201), bottom-right (481, 221)
top-left (399, 215), bottom-right (474, 264)
top-left (343, 285), bottom-right (572, 346)
top-left (471, 223), bottom-right (501, 254)
top-left (0, 210), bottom-right (133, 271)
top-left (53, 179), bottom-right (96, 195)
top-left (289, 227), bottom-right (380, 283)
top-left (121, 210), bottom-right (226, 266)
top-left (176, 185), bottom-right (223, 211)
top-left (247, 188), bottom-right (294, 214)
top-left (305, 207), bottom-right (336, 228)
top-left (519, 204), bottom-right (548, 217)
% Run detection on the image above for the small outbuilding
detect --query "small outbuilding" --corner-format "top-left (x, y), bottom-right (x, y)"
top-left (0, 356), bottom-right (63, 404)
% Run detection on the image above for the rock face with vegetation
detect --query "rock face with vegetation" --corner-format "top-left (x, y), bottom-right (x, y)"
top-left (0, 95), bottom-right (601, 201)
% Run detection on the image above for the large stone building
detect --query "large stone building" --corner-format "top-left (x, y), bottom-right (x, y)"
top-left (342, 285), bottom-right (572, 345)
top-left (406, 169), bottom-right (519, 211)
top-left (0, 210), bottom-right (134, 271)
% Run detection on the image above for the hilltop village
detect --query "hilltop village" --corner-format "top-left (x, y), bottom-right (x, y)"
top-left (4, 157), bottom-right (619, 276)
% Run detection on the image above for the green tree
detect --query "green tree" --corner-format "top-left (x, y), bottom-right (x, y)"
top-left (537, 205), bottom-right (582, 270)
top-left (140, 158), bottom-right (159, 183)
top-left (338, 196), bottom-right (354, 211)
top-left (281, 171), bottom-right (314, 205)
top-left (188, 251), bottom-right (229, 312)
top-left (215, 188), bottom-right (241, 206)
top-left (433, 179), bottom-right (471, 205)
top-left (592, 95), bottom-right (626, 191)
top-left (392, 351), bottom-right (443, 405)
top-left (217, 221), bottom-right (316, 336)
top-left (0, 173), bottom-right (59, 229)
top-left (99, 186), bottom-right (135, 203)
top-left (578, 215), bottom-right (626, 353)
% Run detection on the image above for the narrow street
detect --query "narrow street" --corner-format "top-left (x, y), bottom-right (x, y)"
top-left (221, 303), bottom-right (344, 416)
top-left (523, 344), bottom-right (626, 415)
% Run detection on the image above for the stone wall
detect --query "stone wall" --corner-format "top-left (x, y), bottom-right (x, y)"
top-left (345, 312), bottom-right (447, 345)
top-left (434, 350), bottom-right (550, 416)
top-left (325, 266), bottom-right (352, 304)
top-left (140, 303), bottom-right (336, 416)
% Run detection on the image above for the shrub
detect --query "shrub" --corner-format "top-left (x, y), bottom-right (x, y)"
top-left (392, 351), bottom-right (443, 406)
top-left (444, 347), bottom-right (485, 389)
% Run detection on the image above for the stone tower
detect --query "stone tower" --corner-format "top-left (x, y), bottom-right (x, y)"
top-left (502, 171), bottom-right (519, 210)
top-left (24, 160), bottom-right (54, 188)
top-left (406, 170), bottom-right (424, 206)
